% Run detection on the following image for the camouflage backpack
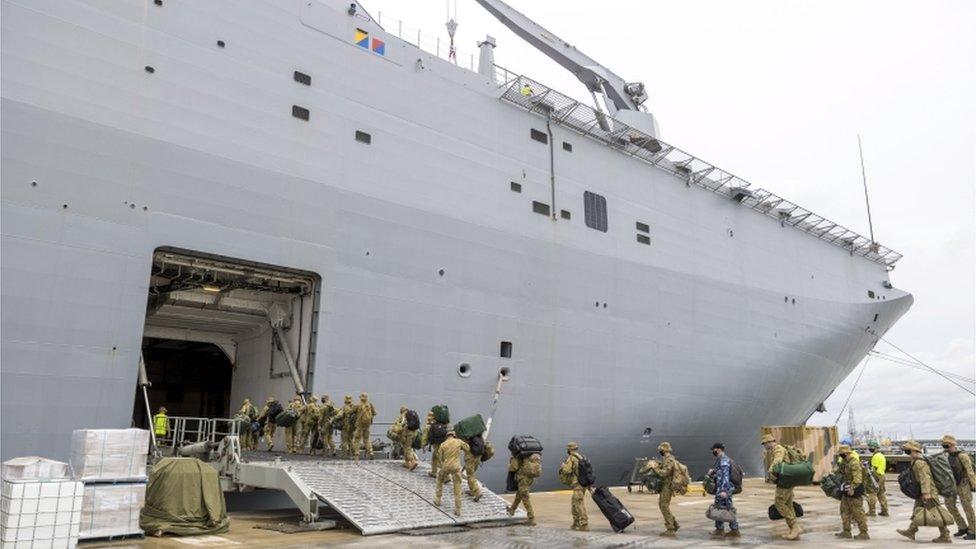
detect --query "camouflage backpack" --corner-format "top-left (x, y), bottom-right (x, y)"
top-left (784, 445), bottom-right (807, 464)
top-left (522, 454), bottom-right (542, 478)
top-left (672, 460), bottom-right (691, 495)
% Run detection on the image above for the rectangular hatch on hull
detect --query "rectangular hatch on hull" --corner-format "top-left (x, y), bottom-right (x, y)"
top-left (135, 249), bottom-right (320, 451)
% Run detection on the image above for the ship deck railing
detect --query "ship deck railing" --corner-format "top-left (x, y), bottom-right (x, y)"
top-left (493, 65), bottom-right (903, 269)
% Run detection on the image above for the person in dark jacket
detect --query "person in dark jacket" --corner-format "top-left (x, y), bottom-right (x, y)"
top-left (708, 443), bottom-right (740, 538)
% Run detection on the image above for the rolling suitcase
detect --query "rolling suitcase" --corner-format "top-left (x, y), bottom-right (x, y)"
top-left (592, 486), bottom-right (635, 532)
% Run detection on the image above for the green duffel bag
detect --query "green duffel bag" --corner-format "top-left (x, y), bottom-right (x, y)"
top-left (274, 409), bottom-right (299, 428)
top-left (431, 405), bottom-right (450, 424)
top-left (820, 472), bottom-right (844, 500)
top-left (454, 414), bottom-right (486, 439)
top-left (702, 475), bottom-right (716, 495)
top-left (642, 471), bottom-right (663, 493)
top-left (773, 460), bottom-right (815, 488)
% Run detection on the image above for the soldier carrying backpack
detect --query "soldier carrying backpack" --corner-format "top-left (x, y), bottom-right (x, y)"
top-left (941, 434), bottom-right (976, 540)
top-left (896, 440), bottom-right (955, 543)
top-left (655, 441), bottom-right (686, 538)
top-left (506, 451), bottom-right (541, 526)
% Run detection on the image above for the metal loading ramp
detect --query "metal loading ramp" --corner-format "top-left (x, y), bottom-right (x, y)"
top-left (246, 457), bottom-right (525, 535)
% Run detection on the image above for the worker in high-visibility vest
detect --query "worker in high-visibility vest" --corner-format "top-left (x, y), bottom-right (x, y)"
top-left (153, 407), bottom-right (169, 438)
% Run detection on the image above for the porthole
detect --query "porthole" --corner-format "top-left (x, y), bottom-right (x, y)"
top-left (499, 367), bottom-right (511, 380)
top-left (458, 363), bottom-right (471, 378)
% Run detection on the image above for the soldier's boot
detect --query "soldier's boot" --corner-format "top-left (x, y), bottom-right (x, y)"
top-left (472, 492), bottom-right (482, 502)
top-left (854, 531), bottom-right (870, 540)
top-left (726, 529), bottom-right (741, 538)
top-left (525, 519), bottom-right (536, 527)
top-left (932, 528), bottom-right (952, 543)
top-left (896, 527), bottom-right (917, 540)
top-left (834, 531), bottom-right (852, 539)
top-left (658, 530), bottom-right (676, 537)
top-left (710, 528), bottom-right (725, 538)
top-left (953, 528), bottom-right (967, 537)
top-left (782, 524), bottom-right (802, 541)
top-left (505, 505), bottom-right (515, 516)
top-left (867, 510), bottom-right (877, 517)
top-left (878, 510), bottom-right (889, 517)
top-left (963, 531), bottom-right (975, 541)
top-left (454, 507), bottom-right (461, 517)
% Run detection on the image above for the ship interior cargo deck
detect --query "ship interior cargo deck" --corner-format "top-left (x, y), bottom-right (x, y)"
top-left (134, 249), bottom-right (320, 442)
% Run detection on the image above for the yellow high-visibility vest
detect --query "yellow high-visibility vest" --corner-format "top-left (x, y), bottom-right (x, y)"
top-left (871, 452), bottom-right (886, 476)
top-left (153, 413), bottom-right (168, 436)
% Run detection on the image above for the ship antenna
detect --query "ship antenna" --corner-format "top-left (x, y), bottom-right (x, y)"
top-left (857, 135), bottom-right (877, 247)
top-left (446, 0), bottom-right (458, 64)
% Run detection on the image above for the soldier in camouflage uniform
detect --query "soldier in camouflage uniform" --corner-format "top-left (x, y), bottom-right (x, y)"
top-left (353, 392), bottom-right (376, 460)
top-left (298, 395), bottom-right (319, 454)
top-left (559, 442), bottom-right (589, 531)
top-left (506, 452), bottom-right (540, 526)
top-left (656, 441), bottom-right (679, 537)
top-left (834, 444), bottom-right (869, 539)
top-left (394, 406), bottom-right (419, 470)
top-left (336, 395), bottom-right (356, 458)
top-left (284, 396), bottom-right (303, 453)
top-left (763, 433), bottom-right (802, 540)
top-left (897, 440), bottom-right (954, 543)
top-left (257, 396), bottom-right (279, 452)
top-left (433, 431), bottom-right (470, 516)
top-left (422, 411), bottom-right (443, 478)
top-left (462, 439), bottom-right (483, 501)
top-left (236, 398), bottom-right (258, 451)
top-left (315, 394), bottom-right (337, 456)
top-left (942, 434), bottom-right (976, 540)
top-left (865, 441), bottom-right (889, 517)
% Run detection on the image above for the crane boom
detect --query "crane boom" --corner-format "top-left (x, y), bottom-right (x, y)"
top-left (473, 0), bottom-right (646, 113)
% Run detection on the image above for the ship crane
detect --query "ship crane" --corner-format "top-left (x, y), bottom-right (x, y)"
top-left (473, 0), bottom-right (660, 137)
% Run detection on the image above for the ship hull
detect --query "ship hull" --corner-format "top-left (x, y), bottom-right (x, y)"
top-left (0, 0), bottom-right (911, 490)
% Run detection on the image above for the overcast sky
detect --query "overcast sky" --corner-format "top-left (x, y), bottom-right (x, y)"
top-left (363, 0), bottom-right (976, 440)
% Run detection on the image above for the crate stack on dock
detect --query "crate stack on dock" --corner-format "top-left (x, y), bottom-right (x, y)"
top-left (1, 457), bottom-right (83, 549)
top-left (69, 429), bottom-right (149, 542)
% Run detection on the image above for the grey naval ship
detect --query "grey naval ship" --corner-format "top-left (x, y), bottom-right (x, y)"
top-left (1, 0), bottom-right (911, 491)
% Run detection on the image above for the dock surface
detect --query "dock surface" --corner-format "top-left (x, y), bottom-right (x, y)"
top-left (84, 476), bottom-right (948, 547)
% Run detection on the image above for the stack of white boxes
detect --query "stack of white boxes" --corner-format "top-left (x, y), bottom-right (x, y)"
top-left (1, 457), bottom-right (83, 549)
top-left (70, 429), bottom-right (149, 541)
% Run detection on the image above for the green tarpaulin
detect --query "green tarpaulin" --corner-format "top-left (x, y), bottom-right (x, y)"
top-left (139, 457), bottom-right (230, 536)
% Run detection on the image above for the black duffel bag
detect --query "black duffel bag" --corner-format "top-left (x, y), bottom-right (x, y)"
top-left (768, 502), bottom-right (804, 520)
top-left (469, 435), bottom-right (485, 456)
top-left (509, 435), bottom-right (543, 457)
top-left (899, 467), bottom-right (921, 499)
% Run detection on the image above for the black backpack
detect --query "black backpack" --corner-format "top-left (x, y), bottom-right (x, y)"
top-left (948, 453), bottom-right (965, 485)
top-left (405, 410), bottom-right (421, 431)
top-left (576, 455), bottom-right (595, 488)
top-left (267, 401), bottom-right (283, 422)
top-left (429, 422), bottom-right (448, 445)
top-left (469, 435), bottom-right (485, 457)
top-left (729, 459), bottom-right (744, 493)
top-left (898, 467), bottom-right (921, 499)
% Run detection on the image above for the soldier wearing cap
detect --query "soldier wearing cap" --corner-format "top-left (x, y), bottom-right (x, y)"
top-left (335, 395), bottom-right (356, 457)
top-left (942, 434), bottom-right (976, 540)
top-left (834, 444), bottom-right (869, 539)
top-left (897, 440), bottom-right (954, 543)
top-left (762, 433), bottom-right (802, 540)
top-left (655, 441), bottom-right (679, 537)
top-left (866, 440), bottom-right (889, 517)
top-left (559, 442), bottom-right (589, 531)
top-left (257, 396), bottom-right (279, 451)
top-left (352, 392), bottom-right (376, 460)
top-left (433, 431), bottom-right (470, 516)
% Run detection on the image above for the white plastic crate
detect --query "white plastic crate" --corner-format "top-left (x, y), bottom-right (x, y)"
top-left (69, 430), bottom-right (149, 482)
top-left (0, 479), bottom-right (82, 549)
top-left (78, 483), bottom-right (144, 541)
top-left (1, 459), bottom-right (69, 483)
